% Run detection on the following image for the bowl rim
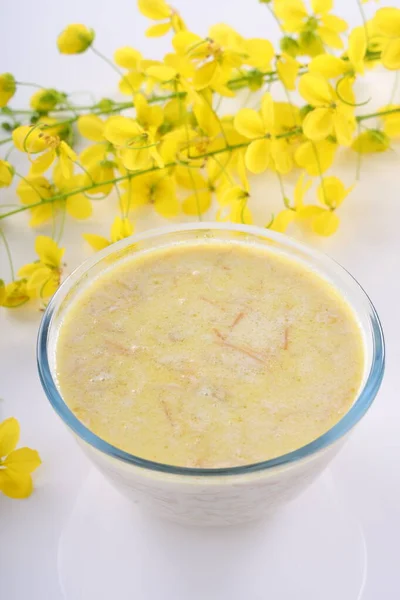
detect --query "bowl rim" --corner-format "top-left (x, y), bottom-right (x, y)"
top-left (37, 222), bottom-right (385, 477)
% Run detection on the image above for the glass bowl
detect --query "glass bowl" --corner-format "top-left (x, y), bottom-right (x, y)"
top-left (37, 223), bottom-right (385, 526)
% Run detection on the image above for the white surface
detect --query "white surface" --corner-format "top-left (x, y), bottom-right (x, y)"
top-left (0, 0), bottom-right (399, 598)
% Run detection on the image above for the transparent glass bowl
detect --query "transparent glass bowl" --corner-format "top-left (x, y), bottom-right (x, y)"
top-left (37, 223), bottom-right (385, 526)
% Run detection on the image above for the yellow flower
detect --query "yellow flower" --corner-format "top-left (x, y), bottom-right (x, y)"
top-left (53, 167), bottom-right (93, 220)
top-left (113, 47), bottom-right (146, 94)
top-left (0, 73), bottom-right (16, 107)
top-left (134, 93), bottom-right (164, 130)
top-left (308, 54), bottom-right (348, 78)
top-left (104, 115), bottom-right (163, 171)
top-left (381, 106), bottom-right (400, 138)
top-left (83, 216), bottom-right (134, 251)
top-left (171, 27), bottom-right (243, 95)
top-left (352, 130), bottom-right (390, 153)
top-left (295, 139), bottom-right (337, 175)
top-left (18, 236), bottom-right (65, 299)
top-left (30, 88), bottom-right (60, 112)
top-left (234, 92), bottom-right (293, 174)
top-left (0, 279), bottom-right (33, 308)
top-left (311, 210), bottom-right (340, 235)
top-left (121, 171), bottom-right (179, 217)
top-left (244, 38), bottom-right (274, 71)
top-left (270, 172), bottom-right (312, 232)
top-left (276, 53), bottom-right (300, 90)
top-left (0, 418), bottom-right (41, 498)
top-left (317, 176), bottom-right (354, 209)
top-left (57, 24), bottom-right (95, 55)
top-left (16, 176), bottom-right (56, 227)
top-left (12, 125), bottom-right (47, 154)
top-left (137, 0), bottom-right (186, 36)
top-left (274, 0), bottom-right (348, 49)
top-left (374, 8), bottom-right (400, 70)
top-left (77, 114), bottom-right (105, 141)
top-left (80, 144), bottom-right (117, 196)
top-left (299, 73), bottom-right (355, 145)
top-left (0, 160), bottom-right (13, 187)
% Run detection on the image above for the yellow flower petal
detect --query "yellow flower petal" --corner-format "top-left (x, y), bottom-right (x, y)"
top-left (119, 71), bottom-right (145, 95)
top-left (229, 199), bottom-right (253, 225)
top-left (352, 130), bottom-right (390, 153)
top-left (277, 54), bottom-right (299, 91)
top-left (0, 73), bottom-right (16, 107)
top-left (0, 469), bottom-right (33, 499)
top-left (57, 24), bottom-right (95, 54)
top-left (193, 61), bottom-right (218, 90)
top-left (82, 233), bottom-right (110, 251)
top-left (35, 236), bottom-right (65, 267)
top-left (244, 38), bottom-right (274, 71)
top-left (120, 147), bottom-right (153, 171)
top-left (146, 65), bottom-right (177, 81)
top-left (332, 108), bottom-right (355, 146)
top-left (294, 139), bottom-right (336, 175)
top-left (182, 190), bottom-right (211, 216)
top-left (294, 172), bottom-right (312, 209)
top-left (29, 150), bottom-right (56, 176)
top-left (234, 108), bottom-right (265, 139)
top-left (26, 266), bottom-right (52, 293)
top-left (383, 110), bottom-right (400, 138)
top-left (0, 160), bottom-right (14, 186)
top-left (311, 0), bottom-right (333, 13)
top-left (0, 417), bottom-right (20, 457)
top-left (3, 448), bottom-right (41, 474)
top-left (317, 176), bottom-right (353, 208)
top-left (2, 280), bottom-right (31, 307)
top-left (110, 217), bottom-right (134, 243)
top-left (12, 125), bottom-right (47, 154)
top-left (18, 263), bottom-right (41, 279)
top-left (302, 107), bottom-right (334, 141)
top-left (374, 7), bottom-right (400, 38)
top-left (260, 93), bottom-right (275, 132)
top-left (320, 14), bottom-right (348, 34)
top-left (193, 99), bottom-right (221, 137)
top-left (270, 139), bottom-right (293, 174)
top-left (77, 115), bottom-right (105, 142)
top-left (66, 193), bottom-right (92, 220)
top-left (104, 116), bottom-right (143, 146)
top-left (312, 210), bottom-right (340, 236)
top-left (245, 139), bottom-right (271, 174)
top-left (0, 279), bottom-right (5, 305)
top-left (146, 22), bottom-right (172, 37)
top-left (270, 209), bottom-right (296, 233)
top-left (299, 73), bottom-right (333, 106)
top-left (348, 27), bottom-right (366, 74)
top-left (114, 46), bottom-right (142, 68)
top-left (308, 54), bottom-right (348, 78)
top-left (274, 0), bottom-right (308, 25)
top-left (382, 39), bottom-right (400, 71)
top-left (138, 0), bottom-right (171, 20)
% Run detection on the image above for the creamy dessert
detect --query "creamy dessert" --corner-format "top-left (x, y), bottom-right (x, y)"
top-left (56, 241), bottom-right (364, 468)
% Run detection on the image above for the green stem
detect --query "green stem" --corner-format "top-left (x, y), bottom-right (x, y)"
top-left (311, 141), bottom-right (330, 208)
top-left (15, 81), bottom-right (43, 89)
top-left (0, 137), bottom-right (12, 146)
top-left (356, 107), bottom-right (400, 121)
top-left (0, 228), bottom-right (15, 280)
top-left (265, 2), bottom-right (286, 34)
top-left (389, 71), bottom-right (399, 106)
top-left (1, 106), bottom-right (399, 223)
top-left (356, 0), bottom-right (369, 44)
top-left (90, 46), bottom-right (136, 95)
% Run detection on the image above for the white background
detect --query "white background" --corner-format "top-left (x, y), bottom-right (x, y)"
top-left (1, 0), bottom-right (400, 598)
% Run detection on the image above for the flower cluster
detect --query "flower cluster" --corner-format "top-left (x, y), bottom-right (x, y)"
top-left (0, 0), bottom-right (400, 310)
top-left (0, 417), bottom-right (41, 499)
